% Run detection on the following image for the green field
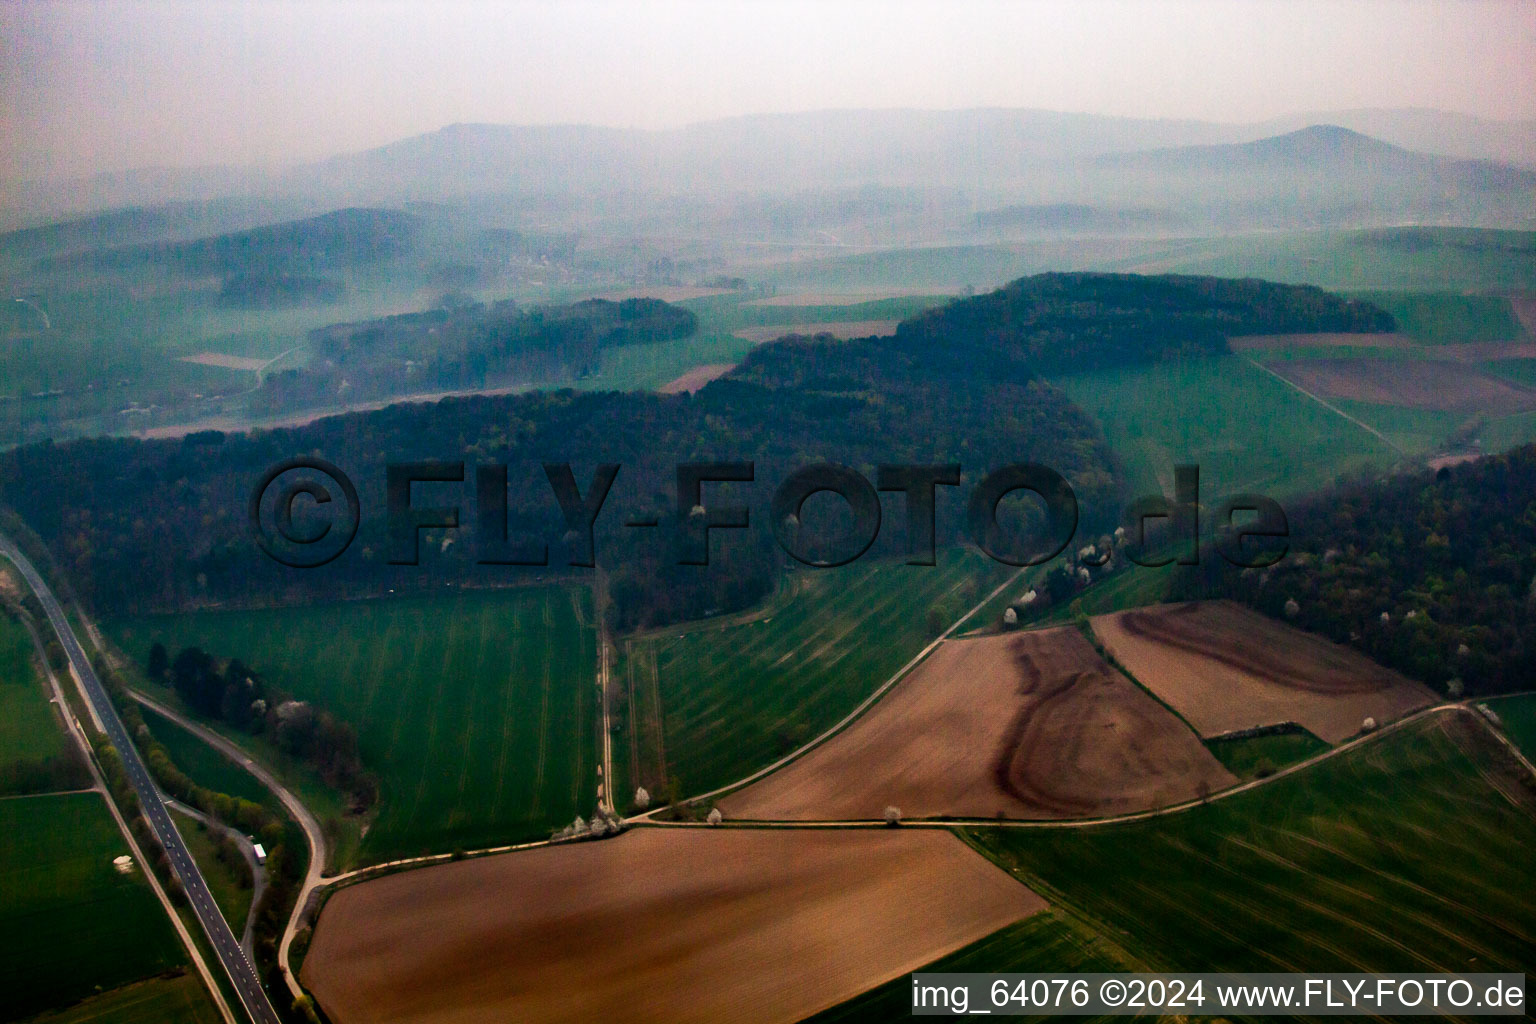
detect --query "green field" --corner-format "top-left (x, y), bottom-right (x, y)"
top-left (111, 584), bottom-right (598, 863)
top-left (963, 713), bottom-right (1535, 978)
top-left (1355, 291), bottom-right (1526, 344)
top-left (0, 792), bottom-right (188, 1019)
top-left (761, 239), bottom-right (1173, 292)
top-left (169, 808), bottom-right (252, 937)
top-left (1101, 228), bottom-right (1536, 293)
top-left (23, 972), bottom-right (222, 1024)
top-left (1053, 354), bottom-right (1401, 501)
top-left (138, 706), bottom-right (280, 810)
top-left (1327, 399), bottom-right (1470, 456)
top-left (614, 549), bottom-right (1012, 807)
top-left (806, 911), bottom-right (1129, 1023)
top-left (1486, 359), bottom-right (1536, 388)
top-left (1485, 694), bottom-right (1536, 759)
top-left (1206, 727), bottom-right (1330, 780)
top-left (0, 611), bottom-right (68, 770)
top-left (139, 700), bottom-right (355, 871)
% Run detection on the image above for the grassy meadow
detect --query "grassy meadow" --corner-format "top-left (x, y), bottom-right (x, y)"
top-left (1355, 291), bottom-right (1526, 343)
top-left (1484, 693), bottom-right (1536, 760)
top-left (1053, 354), bottom-right (1401, 501)
top-left (111, 584), bottom-right (598, 864)
top-left (0, 792), bottom-right (188, 1019)
top-left (1205, 727), bottom-right (1330, 780)
top-left (0, 611), bottom-right (68, 771)
top-left (169, 808), bottom-right (253, 937)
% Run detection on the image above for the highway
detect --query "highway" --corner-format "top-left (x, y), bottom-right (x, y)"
top-left (0, 534), bottom-right (280, 1024)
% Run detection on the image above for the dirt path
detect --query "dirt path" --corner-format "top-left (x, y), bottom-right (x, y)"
top-left (126, 691), bottom-right (331, 1003)
top-left (1244, 357), bottom-right (1407, 455)
top-left (721, 628), bottom-right (1233, 821)
top-left (628, 566), bottom-right (1031, 819)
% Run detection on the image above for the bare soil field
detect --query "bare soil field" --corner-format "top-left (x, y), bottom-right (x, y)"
top-left (1273, 358), bottom-right (1536, 413)
top-left (657, 363), bottom-right (736, 394)
top-left (732, 319), bottom-right (899, 344)
top-left (1230, 332), bottom-right (1415, 352)
top-left (178, 351), bottom-right (268, 371)
top-left (1091, 602), bottom-right (1436, 744)
top-left (301, 828), bottom-right (1045, 1024)
top-left (721, 628), bottom-right (1233, 821)
top-left (591, 286), bottom-right (733, 302)
top-left (1427, 452), bottom-right (1483, 470)
top-left (1428, 340), bottom-right (1536, 361)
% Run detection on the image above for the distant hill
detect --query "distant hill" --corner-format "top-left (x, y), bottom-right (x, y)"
top-left (1100, 125), bottom-right (1536, 189)
top-left (49, 207), bottom-right (420, 276)
top-left (1087, 125), bottom-right (1536, 228)
top-left (8, 109), bottom-right (1535, 233)
top-left (1255, 108), bottom-right (1536, 168)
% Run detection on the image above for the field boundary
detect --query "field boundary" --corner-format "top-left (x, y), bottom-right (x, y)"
top-left (1244, 356), bottom-right (1407, 455)
top-left (626, 565), bottom-right (1029, 819)
top-left (643, 702), bottom-right (1488, 830)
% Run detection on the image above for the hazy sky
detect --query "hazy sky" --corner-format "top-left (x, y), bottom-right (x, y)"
top-left (3, 0), bottom-right (1534, 183)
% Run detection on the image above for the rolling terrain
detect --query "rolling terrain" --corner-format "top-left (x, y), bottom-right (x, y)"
top-left (1092, 602), bottom-right (1436, 743)
top-left (612, 550), bottom-right (1013, 808)
top-left (302, 828), bottom-right (1045, 1024)
top-left (720, 627), bottom-right (1233, 821)
top-left (113, 585), bottom-right (597, 864)
top-left (811, 710), bottom-right (1534, 1020)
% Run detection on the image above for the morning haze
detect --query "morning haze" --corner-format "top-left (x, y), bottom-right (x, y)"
top-left (1, 4), bottom-right (1535, 1024)
top-left (3, 0), bottom-right (1534, 188)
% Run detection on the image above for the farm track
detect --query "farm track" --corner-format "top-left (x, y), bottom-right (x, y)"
top-left (1244, 356), bottom-right (1408, 455)
top-left (74, 564), bottom-right (1536, 1016)
top-left (639, 702), bottom-right (1521, 831)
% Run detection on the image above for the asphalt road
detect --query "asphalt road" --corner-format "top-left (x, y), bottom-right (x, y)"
top-left (1, 534), bottom-right (280, 1024)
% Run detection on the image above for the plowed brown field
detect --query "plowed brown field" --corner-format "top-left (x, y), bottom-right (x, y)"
top-left (721, 628), bottom-right (1233, 821)
top-left (301, 828), bottom-right (1045, 1024)
top-left (1092, 601), bottom-right (1436, 744)
top-left (1274, 358), bottom-right (1536, 412)
top-left (657, 363), bottom-right (735, 394)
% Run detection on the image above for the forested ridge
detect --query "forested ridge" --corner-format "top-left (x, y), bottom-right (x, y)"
top-left (260, 295), bottom-right (698, 409)
top-left (896, 272), bottom-right (1393, 371)
top-left (0, 272), bottom-right (1392, 629)
top-left (1179, 445), bottom-right (1536, 695)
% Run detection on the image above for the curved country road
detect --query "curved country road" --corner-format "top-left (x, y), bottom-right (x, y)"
top-left (125, 691), bottom-right (331, 1003)
top-left (0, 533), bottom-right (282, 1024)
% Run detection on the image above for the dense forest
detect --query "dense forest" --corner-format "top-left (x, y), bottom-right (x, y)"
top-left (259, 295), bottom-right (698, 409)
top-left (895, 272), bottom-right (1393, 372)
top-left (1178, 445), bottom-right (1536, 695)
top-left (0, 272), bottom-right (1392, 630)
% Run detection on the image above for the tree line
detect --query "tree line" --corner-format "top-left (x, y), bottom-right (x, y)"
top-left (258, 295), bottom-right (698, 411)
top-left (0, 273), bottom-right (1393, 633)
top-left (150, 642), bottom-right (376, 810)
top-left (1176, 444), bottom-right (1536, 695)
